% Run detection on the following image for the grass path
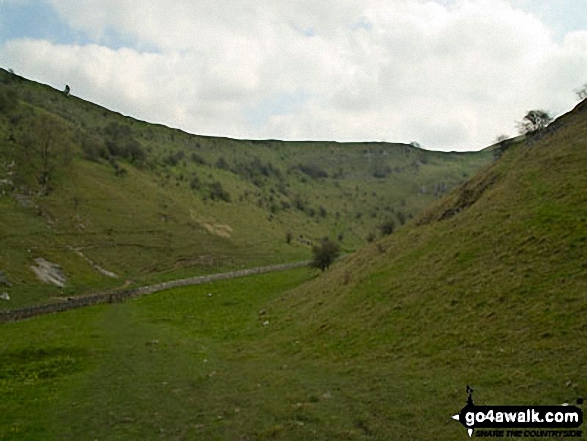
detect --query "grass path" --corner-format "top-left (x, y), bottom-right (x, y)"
top-left (1, 268), bottom-right (350, 440)
top-left (0, 266), bottom-right (477, 440)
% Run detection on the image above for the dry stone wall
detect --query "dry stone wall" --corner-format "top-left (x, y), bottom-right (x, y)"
top-left (0, 261), bottom-right (310, 323)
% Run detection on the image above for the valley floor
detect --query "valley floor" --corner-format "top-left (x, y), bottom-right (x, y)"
top-left (1, 267), bottom-right (584, 440)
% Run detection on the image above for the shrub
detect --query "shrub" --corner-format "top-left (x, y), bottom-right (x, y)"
top-left (103, 122), bottom-right (145, 163)
top-left (215, 156), bottom-right (229, 170)
top-left (104, 122), bottom-right (131, 140)
top-left (164, 151), bottom-right (186, 167)
top-left (380, 219), bottom-right (395, 236)
top-left (208, 181), bottom-right (231, 202)
top-left (190, 174), bottom-right (201, 190)
top-left (372, 165), bottom-right (391, 178)
top-left (80, 136), bottom-right (108, 161)
top-left (0, 87), bottom-right (18, 113)
top-left (293, 194), bottom-right (307, 211)
top-left (124, 138), bottom-right (146, 163)
top-left (296, 163), bottom-right (328, 179)
top-left (191, 152), bottom-right (207, 165)
top-left (310, 237), bottom-right (340, 271)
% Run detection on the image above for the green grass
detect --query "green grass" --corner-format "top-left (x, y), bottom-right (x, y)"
top-left (0, 68), bottom-right (493, 308)
top-left (0, 267), bottom-right (489, 440)
top-left (2, 72), bottom-right (586, 440)
top-left (1, 268), bottom-right (358, 440)
top-left (259, 101), bottom-right (587, 438)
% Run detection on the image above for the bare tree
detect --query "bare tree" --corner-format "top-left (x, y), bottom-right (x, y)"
top-left (575, 83), bottom-right (587, 100)
top-left (20, 115), bottom-right (71, 194)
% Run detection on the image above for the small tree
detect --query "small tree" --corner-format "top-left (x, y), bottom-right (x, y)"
top-left (516, 110), bottom-right (552, 135)
top-left (310, 237), bottom-right (340, 271)
top-left (575, 83), bottom-right (587, 100)
top-left (379, 219), bottom-right (395, 236)
top-left (18, 115), bottom-right (72, 194)
top-left (493, 134), bottom-right (509, 160)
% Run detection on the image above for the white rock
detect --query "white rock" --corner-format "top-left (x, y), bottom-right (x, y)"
top-left (0, 292), bottom-right (9, 301)
top-left (30, 258), bottom-right (67, 287)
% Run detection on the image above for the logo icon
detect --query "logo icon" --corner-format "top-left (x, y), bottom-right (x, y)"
top-left (452, 385), bottom-right (583, 438)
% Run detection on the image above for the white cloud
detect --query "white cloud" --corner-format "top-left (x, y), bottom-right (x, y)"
top-left (1, 0), bottom-right (586, 150)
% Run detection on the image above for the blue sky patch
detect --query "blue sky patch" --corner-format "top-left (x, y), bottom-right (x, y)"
top-left (0, 1), bottom-right (92, 46)
top-left (0, 0), bottom-right (159, 52)
top-left (247, 91), bottom-right (311, 129)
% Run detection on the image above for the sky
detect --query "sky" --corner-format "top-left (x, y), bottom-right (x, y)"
top-left (0, 0), bottom-right (586, 151)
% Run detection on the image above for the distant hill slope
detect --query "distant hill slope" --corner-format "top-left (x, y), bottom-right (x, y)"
top-left (265, 99), bottom-right (587, 437)
top-left (0, 68), bottom-right (492, 308)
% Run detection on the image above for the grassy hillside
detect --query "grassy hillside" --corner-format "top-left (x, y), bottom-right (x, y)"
top-left (0, 68), bottom-right (492, 308)
top-left (0, 102), bottom-right (584, 439)
top-left (260, 98), bottom-right (587, 437)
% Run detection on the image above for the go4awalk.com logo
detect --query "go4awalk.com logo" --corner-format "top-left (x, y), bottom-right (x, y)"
top-left (452, 385), bottom-right (584, 438)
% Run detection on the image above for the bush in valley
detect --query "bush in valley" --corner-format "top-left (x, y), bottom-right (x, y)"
top-left (190, 174), bottom-right (201, 190)
top-left (104, 122), bottom-right (131, 141)
top-left (191, 152), bottom-right (207, 165)
top-left (124, 138), bottom-right (146, 163)
top-left (232, 157), bottom-right (282, 183)
top-left (215, 156), bottom-right (229, 170)
top-left (164, 150), bottom-right (186, 167)
top-left (293, 193), bottom-right (307, 211)
top-left (103, 122), bottom-right (146, 164)
top-left (380, 219), bottom-right (395, 236)
top-left (372, 165), bottom-right (392, 178)
top-left (310, 237), bottom-right (340, 271)
top-left (109, 158), bottom-right (127, 177)
top-left (0, 86), bottom-right (18, 113)
top-left (295, 163), bottom-right (328, 179)
top-left (208, 181), bottom-right (231, 202)
top-left (80, 135), bottom-right (109, 161)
